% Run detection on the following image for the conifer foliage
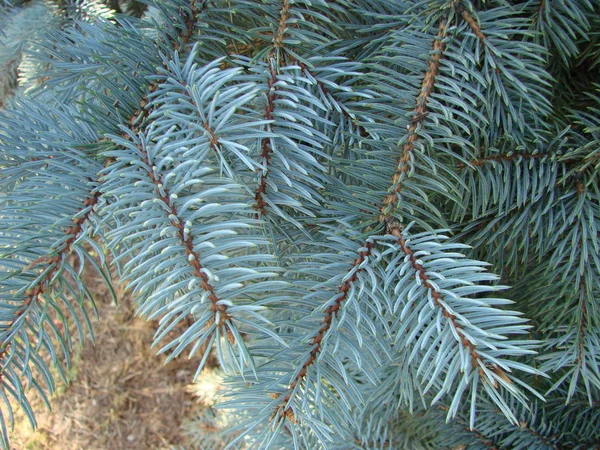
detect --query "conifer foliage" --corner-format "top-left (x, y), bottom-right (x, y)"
top-left (0, 0), bottom-right (599, 448)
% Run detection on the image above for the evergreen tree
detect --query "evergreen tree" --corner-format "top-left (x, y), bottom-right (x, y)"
top-left (0, 0), bottom-right (599, 448)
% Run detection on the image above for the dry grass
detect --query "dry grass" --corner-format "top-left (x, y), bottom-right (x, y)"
top-left (9, 267), bottom-right (222, 450)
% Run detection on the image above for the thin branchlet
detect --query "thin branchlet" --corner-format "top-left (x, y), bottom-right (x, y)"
top-left (571, 245), bottom-right (590, 374)
top-left (520, 422), bottom-right (559, 449)
top-left (456, 2), bottom-right (486, 44)
top-left (266, 1), bottom-right (379, 422)
top-left (130, 0), bottom-right (205, 130)
top-left (202, 121), bottom-right (220, 147)
top-left (467, 429), bottom-right (501, 450)
top-left (1, 0), bottom-right (204, 401)
top-left (254, 0), bottom-right (292, 215)
top-left (463, 427), bottom-right (502, 450)
top-left (438, 406), bottom-right (503, 449)
top-left (272, 12), bottom-right (476, 429)
top-left (377, 18), bottom-right (509, 386)
top-left (453, 407), bottom-right (559, 450)
top-left (254, 60), bottom-right (278, 215)
top-left (272, 240), bottom-right (377, 423)
top-left (380, 20), bottom-right (448, 220)
top-left (114, 1), bottom-right (229, 337)
top-left (577, 284), bottom-right (588, 364)
top-left (576, 178), bottom-right (586, 195)
top-left (0, 191), bottom-right (100, 381)
top-left (385, 219), bottom-right (511, 388)
top-left (273, 0), bottom-right (291, 49)
top-left (181, 0), bottom-right (201, 45)
top-left (136, 141), bottom-right (234, 339)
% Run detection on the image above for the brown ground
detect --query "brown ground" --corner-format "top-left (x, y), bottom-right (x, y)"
top-left (9, 267), bottom-right (226, 450)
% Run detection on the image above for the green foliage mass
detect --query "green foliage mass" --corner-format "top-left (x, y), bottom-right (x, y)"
top-left (0, 0), bottom-right (599, 448)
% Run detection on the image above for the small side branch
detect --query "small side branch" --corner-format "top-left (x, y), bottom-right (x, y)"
top-left (253, 0), bottom-right (293, 214)
top-left (380, 20), bottom-right (447, 219)
top-left (128, 0), bottom-right (207, 130)
top-left (521, 423), bottom-right (559, 449)
top-left (575, 176), bottom-right (586, 195)
top-left (136, 143), bottom-right (233, 337)
top-left (576, 280), bottom-right (588, 365)
top-left (466, 428), bottom-right (501, 450)
top-left (455, 2), bottom-right (486, 44)
top-left (273, 240), bottom-right (377, 422)
top-left (452, 405), bottom-right (560, 450)
top-left (273, 0), bottom-right (291, 49)
top-left (181, 0), bottom-right (203, 45)
top-left (438, 406), bottom-right (502, 449)
top-left (254, 61), bottom-right (278, 215)
top-left (563, 245), bottom-right (593, 391)
top-left (0, 190), bottom-right (100, 380)
top-left (385, 220), bottom-right (510, 387)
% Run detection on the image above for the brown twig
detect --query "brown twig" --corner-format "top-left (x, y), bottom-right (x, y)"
top-left (455, 2), bottom-right (486, 44)
top-left (0, 191), bottom-right (101, 381)
top-left (253, 0), bottom-right (293, 215)
top-left (254, 61), bottom-right (278, 215)
top-left (272, 240), bottom-right (377, 423)
top-left (385, 219), bottom-right (510, 388)
top-left (379, 20), bottom-right (448, 220)
top-left (273, 0), bottom-right (291, 49)
top-left (135, 142), bottom-right (233, 341)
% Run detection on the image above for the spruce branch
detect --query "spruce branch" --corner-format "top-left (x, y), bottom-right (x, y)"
top-left (0, 190), bottom-right (100, 381)
top-left (380, 19), bottom-right (447, 220)
top-left (453, 411), bottom-right (560, 450)
top-left (130, 131), bottom-right (233, 335)
top-left (465, 428), bottom-right (501, 450)
top-left (531, 191), bottom-right (600, 402)
top-left (455, 2), bottom-right (485, 44)
top-left (273, 0), bottom-right (291, 50)
top-left (385, 220), bottom-right (497, 386)
top-left (135, 0), bottom-right (208, 128)
top-left (272, 239), bottom-right (377, 424)
top-left (1, 1), bottom-right (599, 448)
top-left (0, 1), bottom-right (211, 443)
top-left (453, 2), bottom-right (553, 141)
top-left (439, 406), bottom-right (503, 450)
top-left (527, 0), bottom-right (593, 64)
top-left (295, 59), bottom-right (368, 137)
top-left (0, 133), bottom-right (104, 444)
top-left (254, 61), bottom-right (280, 216)
top-left (180, 0), bottom-right (203, 46)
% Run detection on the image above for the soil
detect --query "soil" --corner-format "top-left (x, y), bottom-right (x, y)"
top-left (8, 265), bottom-right (224, 450)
